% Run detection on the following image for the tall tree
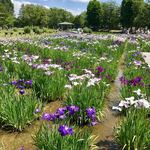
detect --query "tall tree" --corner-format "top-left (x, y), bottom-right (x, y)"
top-left (0, 0), bottom-right (14, 27)
top-left (121, 0), bottom-right (144, 28)
top-left (101, 1), bottom-right (120, 29)
top-left (86, 0), bottom-right (102, 31)
top-left (74, 12), bottom-right (86, 28)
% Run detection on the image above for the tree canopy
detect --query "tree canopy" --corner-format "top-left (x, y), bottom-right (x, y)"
top-left (87, 0), bottom-right (102, 31)
top-left (0, 0), bottom-right (14, 27)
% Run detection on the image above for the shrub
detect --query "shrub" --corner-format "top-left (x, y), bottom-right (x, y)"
top-left (33, 26), bottom-right (41, 34)
top-left (13, 28), bottom-right (18, 32)
top-left (24, 26), bottom-right (32, 34)
top-left (83, 27), bottom-right (92, 33)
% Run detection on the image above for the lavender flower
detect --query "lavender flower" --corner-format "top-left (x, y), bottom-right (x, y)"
top-left (58, 125), bottom-right (73, 136)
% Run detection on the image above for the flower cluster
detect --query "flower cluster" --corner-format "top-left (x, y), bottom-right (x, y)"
top-left (42, 105), bottom-right (98, 126)
top-left (58, 125), bottom-right (73, 136)
top-left (11, 79), bottom-right (32, 95)
top-left (42, 106), bottom-right (79, 122)
top-left (112, 89), bottom-right (150, 112)
top-left (120, 76), bottom-right (144, 86)
top-left (86, 107), bottom-right (97, 126)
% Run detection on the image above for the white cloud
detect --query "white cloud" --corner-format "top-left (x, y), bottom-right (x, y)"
top-left (12, 0), bottom-right (32, 17)
top-left (70, 0), bottom-right (90, 3)
top-left (66, 8), bottom-right (84, 15)
top-left (11, 0), bottom-right (50, 17)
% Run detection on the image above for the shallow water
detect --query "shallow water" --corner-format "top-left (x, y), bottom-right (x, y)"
top-left (0, 101), bottom-right (61, 150)
top-left (93, 54), bottom-right (125, 149)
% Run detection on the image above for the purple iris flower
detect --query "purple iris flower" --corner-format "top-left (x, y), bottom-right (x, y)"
top-left (120, 76), bottom-right (128, 85)
top-left (17, 85), bottom-right (25, 89)
top-left (97, 66), bottom-right (105, 73)
top-left (18, 79), bottom-right (24, 83)
top-left (19, 90), bottom-right (25, 95)
top-left (11, 80), bottom-right (18, 85)
top-left (25, 80), bottom-right (32, 86)
top-left (130, 76), bottom-right (142, 86)
top-left (42, 113), bottom-right (56, 121)
top-left (86, 107), bottom-right (96, 119)
top-left (58, 125), bottom-right (73, 136)
top-left (58, 114), bottom-right (67, 120)
top-left (56, 107), bottom-right (67, 116)
top-left (67, 105), bottom-right (79, 115)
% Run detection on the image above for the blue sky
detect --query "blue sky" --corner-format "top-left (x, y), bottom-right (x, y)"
top-left (11, 0), bottom-right (121, 16)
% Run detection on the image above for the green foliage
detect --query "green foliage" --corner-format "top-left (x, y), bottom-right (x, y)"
top-left (65, 83), bottom-right (107, 125)
top-left (0, 0), bottom-right (14, 27)
top-left (116, 109), bottom-right (150, 150)
top-left (19, 5), bottom-right (74, 28)
top-left (134, 2), bottom-right (150, 28)
top-left (33, 71), bottom-right (67, 101)
top-left (101, 2), bottom-right (120, 29)
top-left (24, 26), bottom-right (32, 34)
top-left (121, 0), bottom-right (144, 28)
top-left (83, 27), bottom-right (92, 33)
top-left (87, 0), bottom-right (102, 31)
top-left (33, 123), bottom-right (97, 150)
top-left (33, 26), bottom-right (41, 34)
top-left (0, 86), bottom-right (40, 131)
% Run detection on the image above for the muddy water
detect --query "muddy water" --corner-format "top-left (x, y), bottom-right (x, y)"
top-left (0, 101), bottom-right (61, 150)
top-left (92, 54), bottom-right (125, 149)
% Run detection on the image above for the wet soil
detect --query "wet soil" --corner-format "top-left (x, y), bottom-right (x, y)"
top-left (0, 101), bottom-right (61, 150)
top-left (0, 53), bottom-right (126, 150)
top-left (93, 54), bottom-right (125, 150)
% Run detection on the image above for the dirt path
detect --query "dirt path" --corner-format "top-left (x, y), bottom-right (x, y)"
top-left (92, 53), bottom-right (126, 150)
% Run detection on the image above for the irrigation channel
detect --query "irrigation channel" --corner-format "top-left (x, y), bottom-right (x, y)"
top-left (0, 51), bottom-right (126, 150)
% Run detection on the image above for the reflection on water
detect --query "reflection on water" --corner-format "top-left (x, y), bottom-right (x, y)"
top-left (92, 54), bottom-right (125, 149)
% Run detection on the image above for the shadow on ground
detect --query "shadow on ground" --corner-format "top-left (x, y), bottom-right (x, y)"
top-left (97, 140), bottom-right (121, 150)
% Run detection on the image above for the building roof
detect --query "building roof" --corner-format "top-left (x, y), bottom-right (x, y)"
top-left (58, 22), bottom-right (74, 25)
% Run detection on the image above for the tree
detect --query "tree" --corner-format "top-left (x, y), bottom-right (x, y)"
top-left (74, 13), bottom-right (86, 28)
top-left (0, 0), bottom-right (14, 27)
top-left (86, 0), bottom-right (102, 31)
top-left (18, 5), bottom-right (74, 28)
top-left (121, 0), bottom-right (144, 28)
top-left (134, 2), bottom-right (150, 28)
top-left (48, 8), bottom-right (74, 28)
top-left (101, 1), bottom-right (120, 30)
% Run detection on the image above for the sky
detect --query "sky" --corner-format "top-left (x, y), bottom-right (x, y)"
top-left (11, 0), bottom-right (121, 17)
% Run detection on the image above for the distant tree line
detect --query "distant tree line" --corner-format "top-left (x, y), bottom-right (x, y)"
top-left (0, 0), bottom-right (150, 31)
